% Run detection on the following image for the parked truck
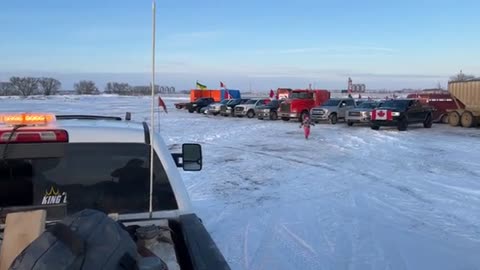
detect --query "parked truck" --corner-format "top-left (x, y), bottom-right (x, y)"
top-left (447, 79), bottom-right (480, 128)
top-left (407, 91), bottom-right (460, 123)
top-left (278, 89), bottom-right (331, 121)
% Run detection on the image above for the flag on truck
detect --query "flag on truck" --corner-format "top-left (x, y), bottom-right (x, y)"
top-left (196, 81), bottom-right (207, 90)
top-left (158, 96), bottom-right (167, 113)
top-left (220, 81), bottom-right (232, 99)
top-left (269, 89), bottom-right (275, 99)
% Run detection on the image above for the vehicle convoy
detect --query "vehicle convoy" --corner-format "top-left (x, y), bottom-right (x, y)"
top-left (206, 99), bottom-right (232, 115)
top-left (186, 97), bottom-right (215, 113)
top-left (370, 99), bottom-right (434, 131)
top-left (407, 91), bottom-right (459, 123)
top-left (234, 99), bottom-right (269, 118)
top-left (0, 112), bottom-right (230, 270)
top-left (447, 79), bottom-right (480, 127)
top-left (278, 89), bottom-right (331, 121)
top-left (189, 89), bottom-right (240, 103)
top-left (256, 99), bottom-right (282, 120)
top-left (310, 98), bottom-right (356, 124)
top-left (345, 100), bottom-right (382, 126)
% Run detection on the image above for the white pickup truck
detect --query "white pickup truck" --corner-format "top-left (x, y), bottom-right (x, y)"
top-left (0, 112), bottom-right (230, 270)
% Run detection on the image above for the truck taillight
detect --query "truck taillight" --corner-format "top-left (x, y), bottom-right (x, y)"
top-left (0, 129), bottom-right (69, 144)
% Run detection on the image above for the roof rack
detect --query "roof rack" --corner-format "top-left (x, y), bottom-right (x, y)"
top-left (55, 115), bottom-right (122, 121)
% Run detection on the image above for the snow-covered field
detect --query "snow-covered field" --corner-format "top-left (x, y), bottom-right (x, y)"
top-left (2, 95), bottom-right (480, 270)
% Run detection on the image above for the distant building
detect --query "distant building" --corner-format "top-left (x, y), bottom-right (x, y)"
top-left (351, 84), bottom-right (366, 93)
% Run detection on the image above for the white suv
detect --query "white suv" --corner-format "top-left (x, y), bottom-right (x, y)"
top-left (0, 112), bottom-right (230, 270)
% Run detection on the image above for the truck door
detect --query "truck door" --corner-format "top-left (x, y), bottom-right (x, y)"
top-left (338, 100), bottom-right (349, 118)
top-left (407, 100), bottom-right (422, 122)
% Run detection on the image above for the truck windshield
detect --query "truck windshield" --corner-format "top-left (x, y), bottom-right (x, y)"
top-left (381, 100), bottom-right (410, 109)
top-left (358, 102), bottom-right (379, 109)
top-left (0, 143), bottom-right (178, 217)
top-left (322, 99), bottom-right (341, 106)
top-left (290, 92), bottom-right (313, 99)
top-left (220, 99), bottom-right (230, 104)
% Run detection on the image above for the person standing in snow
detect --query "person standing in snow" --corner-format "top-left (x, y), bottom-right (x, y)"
top-left (299, 116), bottom-right (315, 139)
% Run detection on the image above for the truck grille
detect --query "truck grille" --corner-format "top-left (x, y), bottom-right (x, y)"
top-left (312, 109), bottom-right (324, 115)
top-left (220, 105), bottom-right (227, 112)
top-left (235, 107), bottom-right (244, 112)
top-left (280, 103), bottom-right (290, 113)
top-left (349, 111), bottom-right (361, 116)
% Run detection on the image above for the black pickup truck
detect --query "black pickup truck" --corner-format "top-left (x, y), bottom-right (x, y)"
top-left (255, 99), bottom-right (282, 120)
top-left (370, 99), bottom-right (434, 131)
top-left (186, 98), bottom-right (215, 113)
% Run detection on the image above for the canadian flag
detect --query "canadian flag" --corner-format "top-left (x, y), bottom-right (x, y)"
top-left (158, 96), bottom-right (168, 113)
top-left (372, 109), bottom-right (392, 121)
top-left (269, 89), bottom-right (275, 99)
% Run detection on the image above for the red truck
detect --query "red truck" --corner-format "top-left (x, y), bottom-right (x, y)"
top-left (406, 91), bottom-right (462, 123)
top-left (278, 89), bottom-right (331, 121)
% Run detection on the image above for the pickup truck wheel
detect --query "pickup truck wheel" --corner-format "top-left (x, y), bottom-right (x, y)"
top-left (188, 109), bottom-right (194, 113)
top-left (281, 117), bottom-right (290, 121)
top-left (461, 111), bottom-right (476, 128)
top-left (270, 111), bottom-right (278, 120)
top-left (371, 125), bottom-right (380, 130)
top-left (347, 121), bottom-right (354, 126)
top-left (448, 111), bottom-right (461, 126)
top-left (196, 107), bottom-right (202, 113)
top-left (247, 110), bottom-right (255, 118)
top-left (329, 113), bottom-right (338, 125)
top-left (423, 113), bottom-right (433, 128)
top-left (398, 118), bottom-right (408, 131)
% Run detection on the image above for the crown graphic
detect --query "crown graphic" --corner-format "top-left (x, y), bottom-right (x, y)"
top-left (45, 186), bottom-right (60, 196)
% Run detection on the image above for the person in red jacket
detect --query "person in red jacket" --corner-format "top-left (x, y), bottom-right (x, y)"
top-left (299, 116), bottom-right (315, 139)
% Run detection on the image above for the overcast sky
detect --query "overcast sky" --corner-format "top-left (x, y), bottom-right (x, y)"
top-left (1, 0), bottom-right (479, 91)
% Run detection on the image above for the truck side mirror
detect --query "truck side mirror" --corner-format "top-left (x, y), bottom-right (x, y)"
top-left (182, 144), bottom-right (202, 171)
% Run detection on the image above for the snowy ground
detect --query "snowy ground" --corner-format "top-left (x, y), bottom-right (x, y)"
top-left (2, 95), bottom-right (480, 270)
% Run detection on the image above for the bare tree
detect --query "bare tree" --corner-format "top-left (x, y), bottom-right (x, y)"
top-left (39, 77), bottom-right (61, 96)
top-left (74, 80), bottom-right (99, 95)
top-left (105, 82), bottom-right (132, 95)
top-left (450, 70), bottom-right (476, 82)
top-left (9, 77), bottom-right (40, 96)
top-left (0, 82), bottom-right (14, 96)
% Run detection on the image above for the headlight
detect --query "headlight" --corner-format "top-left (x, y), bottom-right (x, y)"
top-left (392, 112), bottom-right (400, 116)
top-left (192, 104), bottom-right (197, 107)
top-left (263, 109), bottom-right (270, 112)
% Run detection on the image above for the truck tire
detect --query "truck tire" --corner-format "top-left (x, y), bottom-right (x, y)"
top-left (281, 117), bottom-right (290, 121)
top-left (423, 113), bottom-right (433, 128)
top-left (448, 111), bottom-right (461, 126)
top-left (441, 114), bottom-right (449, 124)
top-left (188, 109), bottom-right (194, 113)
top-left (461, 111), bottom-right (476, 128)
top-left (347, 121), bottom-right (354, 126)
top-left (196, 107), bottom-right (202, 113)
top-left (398, 117), bottom-right (408, 131)
top-left (329, 113), bottom-right (338, 125)
top-left (371, 125), bottom-right (380, 130)
top-left (247, 110), bottom-right (255, 118)
top-left (270, 111), bottom-right (278, 120)
top-left (299, 111), bottom-right (309, 122)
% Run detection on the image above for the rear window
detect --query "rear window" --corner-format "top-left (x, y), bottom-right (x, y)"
top-left (0, 143), bottom-right (178, 216)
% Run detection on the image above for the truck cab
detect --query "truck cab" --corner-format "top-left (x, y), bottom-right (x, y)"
top-left (310, 98), bottom-right (356, 124)
top-left (234, 99), bottom-right (269, 118)
top-left (278, 89), bottom-right (330, 122)
top-left (0, 112), bottom-right (230, 270)
top-left (186, 98), bottom-right (215, 113)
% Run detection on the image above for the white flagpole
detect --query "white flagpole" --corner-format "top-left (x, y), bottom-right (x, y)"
top-left (149, 0), bottom-right (156, 218)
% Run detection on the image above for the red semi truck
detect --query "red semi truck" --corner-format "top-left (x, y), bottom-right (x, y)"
top-left (278, 89), bottom-right (331, 121)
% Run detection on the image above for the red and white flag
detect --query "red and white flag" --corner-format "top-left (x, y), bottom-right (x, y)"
top-left (220, 81), bottom-right (232, 99)
top-left (220, 81), bottom-right (226, 88)
top-left (269, 89), bottom-right (275, 99)
top-left (372, 109), bottom-right (391, 121)
top-left (158, 96), bottom-right (168, 113)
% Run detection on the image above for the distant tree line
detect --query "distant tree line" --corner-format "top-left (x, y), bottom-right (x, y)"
top-left (0, 77), bottom-right (176, 96)
top-left (0, 77), bottom-right (61, 96)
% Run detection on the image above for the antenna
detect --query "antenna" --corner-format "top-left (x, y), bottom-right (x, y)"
top-left (149, 0), bottom-right (156, 218)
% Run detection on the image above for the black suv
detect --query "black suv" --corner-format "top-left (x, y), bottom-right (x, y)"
top-left (370, 99), bottom-right (434, 131)
top-left (186, 98), bottom-right (215, 113)
top-left (255, 99), bottom-right (282, 120)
